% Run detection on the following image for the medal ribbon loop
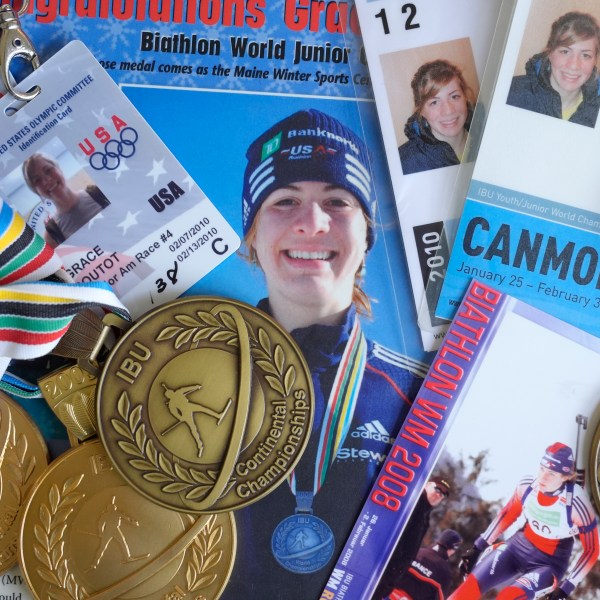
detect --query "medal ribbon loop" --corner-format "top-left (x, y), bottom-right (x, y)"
top-left (290, 317), bottom-right (367, 496)
top-left (0, 200), bottom-right (62, 284)
top-left (0, 199), bottom-right (129, 389)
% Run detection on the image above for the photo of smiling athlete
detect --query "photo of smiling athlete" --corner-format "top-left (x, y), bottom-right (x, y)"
top-left (22, 152), bottom-right (110, 248)
top-left (398, 59), bottom-right (475, 175)
top-left (507, 10), bottom-right (600, 127)
top-left (449, 442), bottom-right (599, 600)
top-left (221, 108), bottom-right (428, 600)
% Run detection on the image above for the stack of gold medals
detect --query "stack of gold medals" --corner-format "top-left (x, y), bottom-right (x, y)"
top-left (12, 296), bottom-right (314, 599)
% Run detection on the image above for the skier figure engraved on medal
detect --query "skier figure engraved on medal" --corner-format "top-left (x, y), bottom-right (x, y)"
top-left (290, 529), bottom-right (309, 551)
top-left (88, 496), bottom-right (149, 570)
top-left (160, 383), bottom-right (232, 457)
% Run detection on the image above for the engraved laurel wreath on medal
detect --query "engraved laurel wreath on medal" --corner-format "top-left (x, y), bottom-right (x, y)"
top-left (19, 439), bottom-right (236, 599)
top-left (96, 297), bottom-right (314, 514)
top-left (0, 392), bottom-right (48, 574)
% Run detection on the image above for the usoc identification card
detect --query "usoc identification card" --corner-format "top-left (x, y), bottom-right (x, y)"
top-left (0, 40), bottom-right (240, 318)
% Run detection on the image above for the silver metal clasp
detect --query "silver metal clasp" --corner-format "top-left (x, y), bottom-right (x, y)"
top-left (0, 0), bottom-right (40, 101)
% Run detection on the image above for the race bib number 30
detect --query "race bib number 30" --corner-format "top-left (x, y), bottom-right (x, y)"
top-left (0, 41), bottom-right (240, 318)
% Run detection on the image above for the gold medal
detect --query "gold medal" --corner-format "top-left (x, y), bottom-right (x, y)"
top-left (96, 296), bottom-right (313, 513)
top-left (0, 391), bottom-right (49, 573)
top-left (19, 439), bottom-right (236, 599)
top-left (589, 419), bottom-right (600, 513)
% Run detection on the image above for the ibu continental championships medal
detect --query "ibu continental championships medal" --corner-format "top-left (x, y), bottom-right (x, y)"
top-left (19, 439), bottom-right (236, 599)
top-left (272, 319), bottom-right (367, 573)
top-left (0, 391), bottom-right (48, 573)
top-left (97, 296), bottom-right (314, 513)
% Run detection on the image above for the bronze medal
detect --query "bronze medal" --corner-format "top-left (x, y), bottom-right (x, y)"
top-left (19, 439), bottom-right (236, 599)
top-left (589, 419), bottom-right (600, 513)
top-left (0, 391), bottom-right (49, 573)
top-left (96, 296), bottom-right (313, 513)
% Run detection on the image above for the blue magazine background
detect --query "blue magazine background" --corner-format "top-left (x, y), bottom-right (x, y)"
top-left (21, 0), bottom-right (430, 363)
top-left (130, 90), bottom-right (421, 355)
top-left (0, 3), bottom-right (434, 597)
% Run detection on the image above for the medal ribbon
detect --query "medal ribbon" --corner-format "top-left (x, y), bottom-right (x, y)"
top-left (0, 281), bottom-right (129, 359)
top-left (0, 199), bottom-right (63, 283)
top-left (290, 317), bottom-right (367, 496)
top-left (0, 199), bottom-right (129, 389)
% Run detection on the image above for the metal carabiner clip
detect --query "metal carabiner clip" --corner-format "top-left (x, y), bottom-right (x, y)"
top-left (0, 0), bottom-right (40, 102)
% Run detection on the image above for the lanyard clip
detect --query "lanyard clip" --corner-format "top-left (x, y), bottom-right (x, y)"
top-left (0, 0), bottom-right (40, 102)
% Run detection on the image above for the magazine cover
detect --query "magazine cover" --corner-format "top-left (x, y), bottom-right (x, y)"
top-left (16, 0), bottom-right (430, 362)
top-left (322, 278), bottom-right (600, 599)
top-left (350, 0), bottom-right (502, 351)
top-left (0, 3), bottom-right (432, 598)
top-left (437, 0), bottom-right (600, 339)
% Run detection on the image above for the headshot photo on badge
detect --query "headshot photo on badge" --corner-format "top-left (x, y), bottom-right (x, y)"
top-left (222, 108), bottom-right (428, 599)
top-left (398, 59), bottom-right (476, 176)
top-left (379, 38), bottom-right (480, 178)
top-left (507, 5), bottom-right (600, 128)
top-left (22, 152), bottom-right (110, 248)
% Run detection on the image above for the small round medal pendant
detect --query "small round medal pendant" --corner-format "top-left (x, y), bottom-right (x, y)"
top-left (271, 513), bottom-right (335, 573)
top-left (96, 296), bottom-right (314, 513)
top-left (19, 439), bottom-right (236, 599)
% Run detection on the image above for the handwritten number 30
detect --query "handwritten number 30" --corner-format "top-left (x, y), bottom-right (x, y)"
top-left (375, 4), bottom-right (420, 35)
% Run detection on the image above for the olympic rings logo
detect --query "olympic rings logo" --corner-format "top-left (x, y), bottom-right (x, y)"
top-left (89, 127), bottom-right (139, 171)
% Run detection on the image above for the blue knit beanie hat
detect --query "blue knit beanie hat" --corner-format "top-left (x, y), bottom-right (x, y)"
top-left (540, 442), bottom-right (575, 475)
top-left (242, 109), bottom-right (376, 249)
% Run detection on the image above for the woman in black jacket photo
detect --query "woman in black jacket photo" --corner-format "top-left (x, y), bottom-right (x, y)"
top-left (398, 59), bottom-right (474, 176)
top-left (507, 11), bottom-right (600, 128)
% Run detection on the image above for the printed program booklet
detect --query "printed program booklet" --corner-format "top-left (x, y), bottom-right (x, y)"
top-left (437, 0), bottom-right (600, 339)
top-left (1, 2), bottom-right (431, 597)
top-left (322, 278), bottom-right (600, 599)
top-left (351, 0), bottom-right (502, 351)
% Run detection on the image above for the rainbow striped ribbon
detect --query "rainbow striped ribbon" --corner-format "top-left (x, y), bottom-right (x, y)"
top-left (0, 280), bottom-right (129, 360)
top-left (313, 318), bottom-right (366, 493)
top-left (0, 199), bottom-right (129, 390)
top-left (0, 199), bottom-right (63, 284)
top-left (290, 317), bottom-right (367, 496)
